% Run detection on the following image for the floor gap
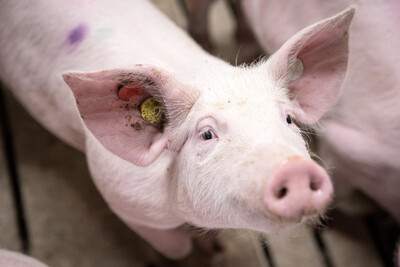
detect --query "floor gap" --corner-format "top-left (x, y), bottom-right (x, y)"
top-left (0, 85), bottom-right (30, 253)
top-left (313, 228), bottom-right (335, 267)
top-left (259, 235), bottom-right (276, 267)
top-left (365, 215), bottom-right (398, 267)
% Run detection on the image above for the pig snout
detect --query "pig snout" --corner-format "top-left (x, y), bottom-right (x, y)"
top-left (264, 158), bottom-right (333, 220)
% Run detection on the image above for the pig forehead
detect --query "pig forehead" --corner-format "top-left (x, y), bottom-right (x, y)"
top-left (188, 64), bottom-right (288, 100)
top-left (205, 73), bottom-right (284, 97)
top-left (198, 78), bottom-right (290, 115)
top-left (186, 65), bottom-right (292, 123)
top-left (199, 82), bottom-right (289, 108)
top-left (199, 95), bottom-right (283, 116)
top-left (194, 94), bottom-right (286, 131)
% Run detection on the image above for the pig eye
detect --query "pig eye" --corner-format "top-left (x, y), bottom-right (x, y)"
top-left (202, 130), bottom-right (215, 140)
top-left (286, 114), bottom-right (293, 124)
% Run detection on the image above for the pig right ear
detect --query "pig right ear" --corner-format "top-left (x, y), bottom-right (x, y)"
top-left (63, 65), bottom-right (197, 167)
top-left (268, 7), bottom-right (355, 124)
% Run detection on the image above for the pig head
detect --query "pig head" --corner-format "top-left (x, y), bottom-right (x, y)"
top-left (63, 7), bottom-right (353, 243)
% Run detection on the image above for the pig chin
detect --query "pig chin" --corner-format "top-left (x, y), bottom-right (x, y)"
top-left (234, 207), bottom-right (327, 235)
top-left (231, 200), bottom-right (323, 234)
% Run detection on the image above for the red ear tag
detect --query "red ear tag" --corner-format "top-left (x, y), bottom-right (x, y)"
top-left (118, 85), bottom-right (143, 104)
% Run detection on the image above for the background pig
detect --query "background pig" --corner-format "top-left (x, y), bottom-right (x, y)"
top-left (0, 0), bottom-right (353, 260)
top-left (241, 0), bottom-right (400, 264)
top-left (180, 0), bottom-right (261, 63)
top-left (180, 0), bottom-right (216, 51)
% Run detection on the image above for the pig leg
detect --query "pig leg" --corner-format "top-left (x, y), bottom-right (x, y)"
top-left (179, 0), bottom-right (215, 51)
top-left (130, 224), bottom-right (192, 259)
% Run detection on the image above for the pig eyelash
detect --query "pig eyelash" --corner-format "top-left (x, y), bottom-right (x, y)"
top-left (200, 129), bottom-right (217, 140)
top-left (197, 117), bottom-right (219, 141)
top-left (286, 114), bottom-right (293, 124)
top-left (285, 113), bottom-right (301, 133)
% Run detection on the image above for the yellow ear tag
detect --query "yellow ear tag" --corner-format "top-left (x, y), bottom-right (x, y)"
top-left (140, 97), bottom-right (163, 124)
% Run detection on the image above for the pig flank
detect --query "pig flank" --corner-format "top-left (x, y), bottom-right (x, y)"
top-left (0, 0), bottom-right (353, 259)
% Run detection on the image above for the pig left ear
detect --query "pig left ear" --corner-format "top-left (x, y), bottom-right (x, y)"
top-left (268, 7), bottom-right (355, 124)
top-left (63, 65), bottom-right (197, 166)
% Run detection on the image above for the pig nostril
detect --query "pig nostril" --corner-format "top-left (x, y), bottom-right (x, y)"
top-left (277, 187), bottom-right (288, 199)
top-left (309, 176), bottom-right (322, 191)
top-left (310, 182), bottom-right (319, 191)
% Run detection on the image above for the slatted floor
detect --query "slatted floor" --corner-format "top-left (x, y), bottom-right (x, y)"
top-left (0, 0), bottom-right (398, 266)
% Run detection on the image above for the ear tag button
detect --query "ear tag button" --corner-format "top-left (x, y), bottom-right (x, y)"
top-left (141, 97), bottom-right (163, 123)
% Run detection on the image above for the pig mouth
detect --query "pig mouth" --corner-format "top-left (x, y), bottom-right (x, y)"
top-left (257, 211), bottom-right (325, 233)
top-left (234, 210), bottom-right (304, 234)
top-left (266, 209), bottom-right (327, 224)
top-left (229, 195), bottom-right (327, 233)
top-left (262, 211), bottom-right (302, 224)
top-left (237, 212), bottom-right (301, 234)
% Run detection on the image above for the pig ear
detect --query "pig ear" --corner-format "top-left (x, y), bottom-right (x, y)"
top-left (63, 65), bottom-right (197, 166)
top-left (268, 7), bottom-right (355, 124)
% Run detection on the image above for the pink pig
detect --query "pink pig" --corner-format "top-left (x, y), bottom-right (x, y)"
top-left (0, 0), bottom-right (353, 260)
top-left (242, 0), bottom-right (400, 264)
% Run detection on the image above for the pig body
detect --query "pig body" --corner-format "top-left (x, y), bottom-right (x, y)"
top-left (0, 0), bottom-right (353, 259)
top-left (243, 0), bottom-right (400, 224)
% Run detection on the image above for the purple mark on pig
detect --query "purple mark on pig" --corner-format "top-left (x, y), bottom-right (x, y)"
top-left (66, 23), bottom-right (88, 51)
